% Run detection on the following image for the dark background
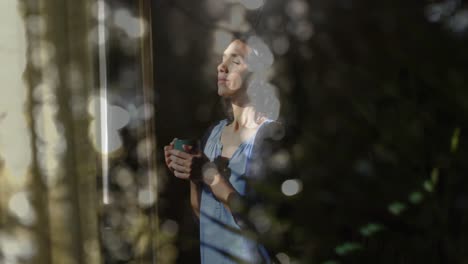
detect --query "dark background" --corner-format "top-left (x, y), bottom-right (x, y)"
top-left (152, 0), bottom-right (468, 263)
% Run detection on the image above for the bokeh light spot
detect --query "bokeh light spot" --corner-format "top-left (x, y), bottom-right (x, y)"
top-left (276, 252), bottom-right (290, 264)
top-left (248, 206), bottom-right (271, 233)
top-left (239, 0), bottom-right (265, 10)
top-left (286, 0), bottom-right (309, 19)
top-left (8, 192), bottom-right (36, 226)
top-left (87, 96), bottom-right (130, 154)
top-left (138, 189), bottom-right (155, 207)
top-left (270, 150), bottom-right (290, 171)
top-left (272, 35), bottom-right (290, 55)
top-left (113, 9), bottom-right (146, 39)
top-left (447, 9), bottom-right (468, 33)
top-left (25, 15), bottom-right (47, 36)
top-left (281, 179), bottom-right (303, 196)
top-left (115, 166), bottom-right (134, 188)
top-left (137, 137), bottom-right (154, 163)
top-left (205, 0), bottom-right (226, 18)
top-left (229, 5), bottom-right (246, 29)
top-left (213, 29), bottom-right (233, 54)
top-left (0, 233), bottom-right (36, 262)
top-left (161, 219), bottom-right (179, 237)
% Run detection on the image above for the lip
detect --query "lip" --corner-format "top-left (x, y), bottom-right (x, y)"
top-left (217, 77), bottom-right (228, 83)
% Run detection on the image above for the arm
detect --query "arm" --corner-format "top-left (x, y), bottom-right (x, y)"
top-left (201, 162), bottom-right (237, 209)
top-left (205, 171), bottom-right (251, 228)
top-left (189, 122), bottom-right (219, 219)
top-left (165, 139), bottom-right (203, 220)
top-left (164, 124), bottom-right (215, 219)
top-left (190, 181), bottom-right (201, 219)
top-left (170, 151), bottom-right (233, 219)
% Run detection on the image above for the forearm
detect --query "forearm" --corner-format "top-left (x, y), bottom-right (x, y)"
top-left (205, 171), bottom-right (258, 234)
top-left (202, 164), bottom-right (237, 210)
top-left (190, 181), bottom-right (201, 219)
top-left (208, 176), bottom-right (236, 205)
top-left (189, 160), bottom-right (239, 220)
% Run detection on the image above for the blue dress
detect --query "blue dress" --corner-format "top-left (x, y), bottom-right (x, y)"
top-left (200, 119), bottom-right (272, 264)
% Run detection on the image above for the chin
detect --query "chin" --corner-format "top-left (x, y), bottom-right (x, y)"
top-left (217, 86), bottom-right (229, 97)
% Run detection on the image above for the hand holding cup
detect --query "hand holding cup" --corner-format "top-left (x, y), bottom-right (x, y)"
top-left (166, 138), bottom-right (207, 181)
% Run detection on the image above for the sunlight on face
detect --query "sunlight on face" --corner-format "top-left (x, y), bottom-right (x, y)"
top-left (215, 36), bottom-right (281, 121)
top-left (216, 40), bottom-right (251, 97)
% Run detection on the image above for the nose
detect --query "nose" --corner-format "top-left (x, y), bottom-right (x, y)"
top-left (217, 61), bottom-right (228, 73)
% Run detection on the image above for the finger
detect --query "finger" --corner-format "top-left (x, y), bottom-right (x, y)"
top-left (168, 160), bottom-right (175, 168)
top-left (172, 163), bottom-right (190, 173)
top-left (169, 149), bottom-right (191, 159)
top-left (170, 138), bottom-right (177, 145)
top-left (174, 170), bottom-right (190, 179)
top-left (194, 151), bottom-right (203, 158)
top-left (165, 150), bottom-right (172, 160)
top-left (167, 161), bottom-right (175, 172)
top-left (164, 145), bottom-right (174, 153)
top-left (183, 145), bottom-right (195, 154)
top-left (170, 155), bottom-right (190, 167)
top-left (165, 157), bottom-right (172, 167)
top-left (164, 146), bottom-right (170, 155)
top-left (183, 144), bottom-right (192, 150)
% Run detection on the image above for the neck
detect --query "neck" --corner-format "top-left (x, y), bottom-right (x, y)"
top-left (230, 103), bottom-right (258, 131)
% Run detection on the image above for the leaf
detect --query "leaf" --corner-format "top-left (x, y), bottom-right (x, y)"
top-left (431, 168), bottom-right (439, 185)
top-left (359, 222), bottom-right (385, 237)
top-left (423, 180), bottom-right (434, 192)
top-left (388, 202), bottom-right (406, 216)
top-left (335, 242), bottom-right (363, 256)
top-left (451, 127), bottom-right (461, 153)
top-left (409, 191), bottom-right (424, 204)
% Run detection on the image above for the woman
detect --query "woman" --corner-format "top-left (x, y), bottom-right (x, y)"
top-left (164, 37), bottom-right (282, 264)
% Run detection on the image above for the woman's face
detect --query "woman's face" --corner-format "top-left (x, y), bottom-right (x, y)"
top-left (217, 40), bottom-right (251, 98)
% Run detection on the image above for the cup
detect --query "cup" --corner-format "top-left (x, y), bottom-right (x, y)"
top-left (174, 138), bottom-right (199, 153)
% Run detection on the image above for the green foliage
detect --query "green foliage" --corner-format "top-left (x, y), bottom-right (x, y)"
top-left (408, 191), bottom-right (424, 204)
top-left (421, 168), bottom-right (439, 193)
top-left (152, 0), bottom-right (468, 263)
top-left (388, 202), bottom-right (407, 216)
top-left (334, 242), bottom-right (363, 256)
top-left (451, 128), bottom-right (461, 153)
top-left (359, 223), bottom-right (385, 237)
top-left (422, 180), bottom-right (433, 192)
top-left (431, 168), bottom-right (439, 186)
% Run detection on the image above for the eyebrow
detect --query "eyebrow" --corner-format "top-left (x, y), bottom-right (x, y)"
top-left (223, 53), bottom-right (242, 59)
